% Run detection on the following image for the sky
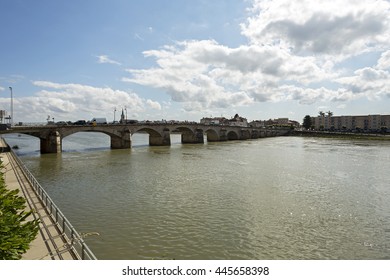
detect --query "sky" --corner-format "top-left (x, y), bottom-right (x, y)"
top-left (1, 0), bottom-right (390, 124)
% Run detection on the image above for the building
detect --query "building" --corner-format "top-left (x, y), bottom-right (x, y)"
top-left (0, 110), bottom-right (6, 124)
top-left (200, 114), bottom-right (248, 127)
top-left (249, 118), bottom-right (300, 128)
top-left (312, 114), bottom-right (390, 132)
top-left (227, 114), bottom-right (248, 127)
top-left (200, 117), bottom-right (226, 125)
top-left (248, 120), bottom-right (266, 128)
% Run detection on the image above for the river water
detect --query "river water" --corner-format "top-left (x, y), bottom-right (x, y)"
top-left (3, 133), bottom-right (390, 259)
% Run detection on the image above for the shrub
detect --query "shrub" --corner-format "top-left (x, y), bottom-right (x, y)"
top-left (0, 167), bottom-right (39, 260)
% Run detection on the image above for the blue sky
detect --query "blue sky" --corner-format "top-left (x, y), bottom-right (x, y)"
top-left (1, 0), bottom-right (390, 123)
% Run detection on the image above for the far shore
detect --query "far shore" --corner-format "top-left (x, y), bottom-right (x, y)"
top-left (291, 130), bottom-right (390, 141)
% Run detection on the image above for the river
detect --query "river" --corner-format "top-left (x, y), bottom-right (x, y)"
top-left (3, 133), bottom-right (390, 259)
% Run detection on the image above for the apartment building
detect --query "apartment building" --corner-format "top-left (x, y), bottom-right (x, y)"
top-left (313, 114), bottom-right (390, 132)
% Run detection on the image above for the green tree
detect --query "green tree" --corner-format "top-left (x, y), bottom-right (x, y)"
top-left (302, 115), bottom-right (312, 130)
top-left (0, 167), bottom-right (39, 260)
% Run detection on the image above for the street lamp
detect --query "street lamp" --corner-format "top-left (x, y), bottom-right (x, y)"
top-left (114, 107), bottom-right (117, 123)
top-left (8, 87), bottom-right (13, 126)
top-left (125, 106), bottom-right (127, 122)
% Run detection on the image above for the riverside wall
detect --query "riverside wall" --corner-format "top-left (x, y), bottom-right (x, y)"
top-left (291, 130), bottom-right (390, 140)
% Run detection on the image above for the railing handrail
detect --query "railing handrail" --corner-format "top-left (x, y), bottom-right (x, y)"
top-left (9, 148), bottom-right (97, 260)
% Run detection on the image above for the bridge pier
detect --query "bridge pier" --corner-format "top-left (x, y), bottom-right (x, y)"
top-left (240, 129), bottom-right (251, 140)
top-left (218, 129), bottom-right (228, 141)
top-left (205, 130), bottom-right (219, 142)
top-left (40, 131), bottom-right (62, 154)
top-left (251, 130), bottom-right (259, 139)
top-left (260, 130), bottom-right (265, 138)
top-left (181, 129), bottom-right (204, 144)
top-left (111, 129), bottom-right (131, 149)
top-left (149, 129), bottom-right (171, 146)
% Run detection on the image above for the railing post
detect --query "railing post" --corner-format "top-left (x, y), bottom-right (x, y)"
top-left (82, 243), bottom-right (85, 260)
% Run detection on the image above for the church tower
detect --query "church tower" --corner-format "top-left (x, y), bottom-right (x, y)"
top-left (120, 109), bottom-right (125, 124)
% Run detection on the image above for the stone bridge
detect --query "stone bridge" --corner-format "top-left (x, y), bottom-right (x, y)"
top-left (0, 123), bottom-right (290, 153)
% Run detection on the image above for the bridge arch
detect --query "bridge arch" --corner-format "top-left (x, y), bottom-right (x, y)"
top-left (240, 129), bottom-right (251, 140)
top-left (58, 126), bottom-right (131, 150)
top-left (167, 126), bottom-right (203, 144)
top-left (171, 126), bottom-right (195, 134)
top-left (61, 132), bottom-right (111, 151)
top-left (205, 128), bottom-right (219, 142)
top-left (227, 131), bottom-right (239, 140)
top-left (1, 131), bottom-right (62, 153)
top-left (60, 127), bottom-right (121, 139)
top-left (133, 127), bottom-right (162, 137)
top-left (133, 127), bottom-right (170, 146)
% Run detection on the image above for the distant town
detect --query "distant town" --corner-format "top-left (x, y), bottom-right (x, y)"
top-left (1, 107), bottom-right (389, 134)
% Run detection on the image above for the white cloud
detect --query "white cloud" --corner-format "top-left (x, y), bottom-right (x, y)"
top-left (146, 99), bottom-right (161, 110)
top-left (337, 104), bottom-right (347, 109)
top-left (123, 39), bottom-right (335, 110)
top-left (376, 50), bottom-right (390, 70)
top-left (121, 0), bottom-right (390, 114)
top-left (241, 0), bottom-right (390, 58)
top-left (96, 55), bottom-right (121, 65)
top-left (0, 81), bottom-right (162, 122)
top-left (0, 86), bottom-right (4, 91)
top-left (336, 67), bottom-right (390, 100)
top-left (125, 40), bottom-right (323, 106)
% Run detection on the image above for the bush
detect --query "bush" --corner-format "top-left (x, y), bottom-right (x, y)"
top-left (0, 167), bottom-right (39, 260)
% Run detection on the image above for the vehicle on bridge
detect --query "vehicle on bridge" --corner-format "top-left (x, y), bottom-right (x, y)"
top-left (0, 124), bottom-right (10, 131)
top-left (89, 118), bottom-right (107, 125)
top-left (125, 119), bottom-right (138, 124)
top-left (73, 120), bottom-right (87, 125)
top-left (55, 121), bottom-right (69, 126)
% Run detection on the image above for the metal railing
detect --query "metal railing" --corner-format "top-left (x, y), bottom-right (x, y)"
top-left (9, 148), bottom-right (97, 260)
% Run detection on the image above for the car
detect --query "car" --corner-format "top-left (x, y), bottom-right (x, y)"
top-left (126, 119), bottom-right (138, 124)
top-left (73, 120), bottom-right (87, 125)
top-left (55, 121), bottom-right (68, 126)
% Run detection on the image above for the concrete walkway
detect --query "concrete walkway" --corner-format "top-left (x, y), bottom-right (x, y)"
top-left (0, 138), bottom-right (77, 260)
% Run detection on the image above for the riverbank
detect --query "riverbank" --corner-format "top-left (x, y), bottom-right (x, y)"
top-left (291, 130), bottom-right (390, 140)
top-left (0, 138), bottom-right (95, 260)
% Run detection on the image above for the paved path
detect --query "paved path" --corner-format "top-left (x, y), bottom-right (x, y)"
top-left (0, 138), bottom-right (77, 260)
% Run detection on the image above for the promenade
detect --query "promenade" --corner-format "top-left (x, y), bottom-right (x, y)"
top-left (0, 138), bottom-right (77, 260)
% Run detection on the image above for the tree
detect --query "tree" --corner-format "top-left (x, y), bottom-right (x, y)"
top-left (302, 115), bottom-right (312, 130)
top-left (0, 168), bottom-right (39, 260)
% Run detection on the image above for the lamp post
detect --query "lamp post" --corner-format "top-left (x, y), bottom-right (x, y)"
top-left (125, 106), bottom-right (127, 123)
top-left (114, 107), bottom-right (117, 123)
top-left (8, 87), bottom-right (13, 126)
